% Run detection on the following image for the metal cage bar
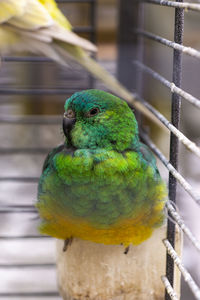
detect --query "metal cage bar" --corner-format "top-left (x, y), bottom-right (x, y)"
top-left (164, 239), bottom-right (200, 300)
top-left (133, 61), bottom-right (200, 109)
top-left (141, 0), bottom-right (200, 12)
top-left (166, 3), bottom-right (184, 297)
top-left (135, 29), bottom-right (200, 60)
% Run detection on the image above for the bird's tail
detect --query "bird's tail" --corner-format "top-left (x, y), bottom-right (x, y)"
top-left (55, 42), bottom-right (162, 127)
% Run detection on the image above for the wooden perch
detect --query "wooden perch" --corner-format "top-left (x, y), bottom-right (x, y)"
top-left (56, 225), bottom-right (182, 300)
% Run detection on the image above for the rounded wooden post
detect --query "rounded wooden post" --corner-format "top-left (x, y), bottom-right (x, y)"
top-left (56, 225), bottom-right (181, 300)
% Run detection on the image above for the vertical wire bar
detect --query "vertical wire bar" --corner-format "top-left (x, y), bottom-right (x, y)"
top-left (90, 0), bottom-right (97, 44)
top-left (135, 3), bottom-right (145, 128)
top-left (165, 1), bottom-right (184, 299)
top-left (117, 0), bottom-right (143, 127)
top-left (89, 0), bottom-right (97, 88)
top-left (117, 0), bottom-right (139, 91)
top-left (136, 3), bottom-right (145, 96)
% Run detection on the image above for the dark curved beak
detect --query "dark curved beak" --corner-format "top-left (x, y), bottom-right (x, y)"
top-left (63, 117), bottom-right (76, 143)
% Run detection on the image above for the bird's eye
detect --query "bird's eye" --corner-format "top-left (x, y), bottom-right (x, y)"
top-left (87, 107), bottom-right (100, 117)
top-left (64, 109), bottom-right (76, 119)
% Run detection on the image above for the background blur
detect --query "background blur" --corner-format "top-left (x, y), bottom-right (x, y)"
top-left (0, 1), bottom-right (200, 299)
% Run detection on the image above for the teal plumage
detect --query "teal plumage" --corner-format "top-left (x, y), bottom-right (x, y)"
top-left (37, 89), bottom-right (167, 246)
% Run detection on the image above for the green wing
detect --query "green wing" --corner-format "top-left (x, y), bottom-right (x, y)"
top-left (42, 144), bottom-right (65, 172)
top-left (138, 142), bottom-right (160, 176)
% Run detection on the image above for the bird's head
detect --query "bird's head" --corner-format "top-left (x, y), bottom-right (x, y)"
top-left (63, 89), bottom-right (139, 151)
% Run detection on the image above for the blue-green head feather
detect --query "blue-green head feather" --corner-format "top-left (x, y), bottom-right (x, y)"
top-left (63, 89), bottom-right (139, 151)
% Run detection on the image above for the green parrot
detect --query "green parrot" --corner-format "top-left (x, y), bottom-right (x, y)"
top-left (37, 89), bottom-right (167, 251)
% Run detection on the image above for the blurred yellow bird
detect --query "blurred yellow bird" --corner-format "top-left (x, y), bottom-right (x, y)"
top-left (0, 0), bottom-right (96, 59)
top-left (0, 0), bottom-right (160, 124)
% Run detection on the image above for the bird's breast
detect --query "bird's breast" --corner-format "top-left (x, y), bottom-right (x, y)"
top-left (37, 148), bottom-right (167, 245)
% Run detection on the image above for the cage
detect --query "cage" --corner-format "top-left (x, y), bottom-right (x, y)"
top-left (0, 0), bottom-right (200, 300)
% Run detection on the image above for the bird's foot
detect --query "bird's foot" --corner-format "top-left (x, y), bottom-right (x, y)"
top-left (124, 245), bottom-right (130, 255)
top-left (63, 237), bottom-right (73, 252)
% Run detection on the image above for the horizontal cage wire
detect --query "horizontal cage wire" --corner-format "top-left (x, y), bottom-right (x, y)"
top-left (0, 0), bottom-right (200, 299)
top-left (163, 239), bottom-right (200, 300)
top-left (141, 0), bottom-right (200, 12)
top-left (161, 275), bottom-right (179, 300)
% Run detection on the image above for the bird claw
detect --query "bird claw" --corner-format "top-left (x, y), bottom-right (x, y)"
top-left (63, 237), bottom-right (73, 252)
top-left (124, 245), bottom-right (130, 255)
